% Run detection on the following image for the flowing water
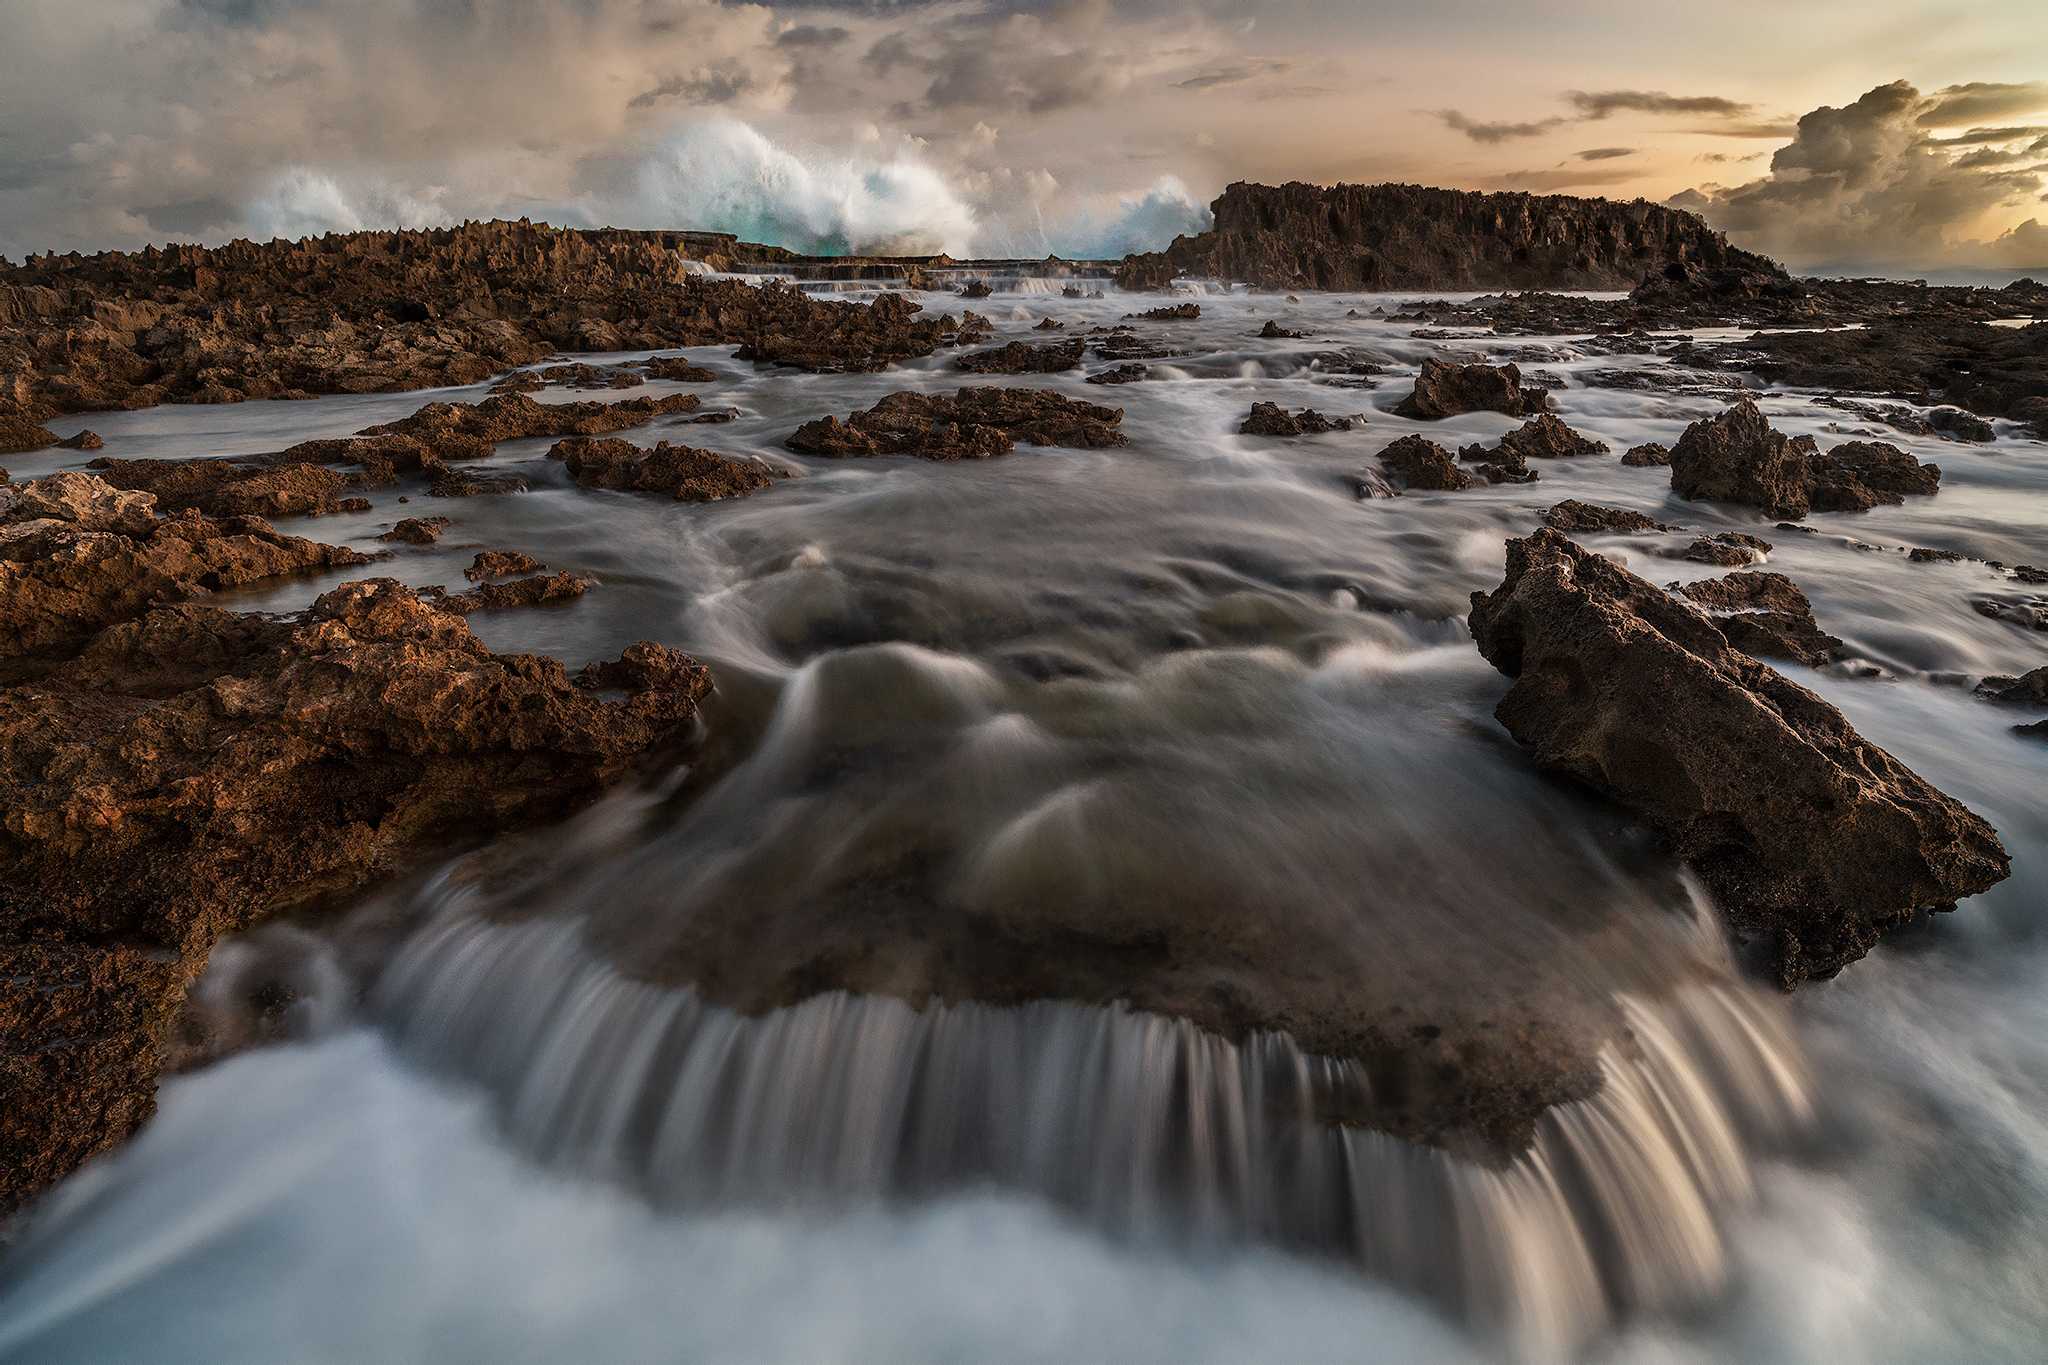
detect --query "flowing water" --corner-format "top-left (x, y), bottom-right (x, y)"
top-left (1, 289), bottom-right (2045, 1362)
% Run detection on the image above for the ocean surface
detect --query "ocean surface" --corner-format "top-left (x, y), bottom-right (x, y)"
top-left (1, 287), bottom-right (2044, 1363)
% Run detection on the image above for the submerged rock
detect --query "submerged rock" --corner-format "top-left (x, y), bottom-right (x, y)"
top-left (786, 389), bottom-right (1126, 459)
top-left (1376, 435), bottom-right (1476, 491)
top-left (1469, 528), bottom-right (2009, 984)
top-left (1681, 533), bottom-right (1770, 567)
top-left (1976, 666), bottom-right (2048, 707)
top-left (1239, 402), bottom-right (1353, 436)
top-left (467, 551), bottom-right (544, 581)
top-left (1086, 364), bottom-right (1149, 385)
top-left (1393, 358), bottom-right (1550, 420)
top-left (358, 391), bottom-right (701, 455)
top-left (1495, 413), bottom-right (1609, 460)
top-left (1128, 303), bottom-right (1200, 320)
top-left (548, 437), bottom-right (785, 500)
top-left (955, 339), bottom-right (1086, 375)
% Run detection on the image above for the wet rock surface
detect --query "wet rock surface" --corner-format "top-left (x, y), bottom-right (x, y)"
top-left (1621, 442), bottom-right (1671, 467)
top-left (549, 437), bottom-right (784, 500)
top-left (1376, 436), bottom-right (1476, 492)
top-left (1, 470), bottom-right (714, 1208)
top-left (1469, 528), bottom-right (2009, 984)
top-left (1542, 501), bottom-right (1673, 534)
top-left (1239, 402), bottom-right (1353, 435)
top-left (378, 517), bottom-right (451, 544)
top-left (87, 457), bottom-right (354, 519)
top-left (786, 389), bottom-right (1126, 459)
top-left (446, 570), bottom-right (590, 612)
top-left (1394, 358), bottom-right (1550, 420)
top-left (954, 339), bottom-right (1086, 375)
top-left (467, 551), bottom-right (544, 580)
top-left (1669, 398), bottom-right (1941, 520)
top-left (1672, 570), bottom-right (1841, 665)
top-left (1976, 667), bottom-right (2048, 708)
top-left (358, 391), bottom-right (701, 453)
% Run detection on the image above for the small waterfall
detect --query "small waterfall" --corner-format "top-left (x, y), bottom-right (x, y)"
top-left (371, 898), bottom-right (1811, 1361)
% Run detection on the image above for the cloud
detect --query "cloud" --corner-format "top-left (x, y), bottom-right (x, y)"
top-left (1176, 61), bottom-right (1289, 91)
top-left (1677, 80), bottom-right (2048, 269)
top-left (1497, 167), bottom-right (1644, 191)
top-left (1576, 147), bottom-right (1636, 161)
top-left (1916, 81), bottom-right (2048, 128)
top-left (1438, 111), bottom-right (1568, 144)
top-left (776, 26), bottom-right (849, 49)
top-left (1694, 151), bottom-right (1767, 164)
top-left (1931, 126), bottom-right (2048, 147)
top-left (1567, 90), bottom-right (1752, 119)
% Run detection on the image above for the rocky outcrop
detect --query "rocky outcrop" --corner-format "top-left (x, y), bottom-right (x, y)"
top-left (446, 570), bottom-right (589, 612)
top-left (1681, 532), bottom-right (1771, 567)
top-left (954, 339), bottom-right (1085, 375)
top-left (548, 437), bottom-right (784, 500)
top-left (1977, 667), bottom-right (2048, 707)
top-left (1129, 304), bottom-right (1200, 320)
top-left (1239, 403), bottom-right (1352, 435)
top-left (1393, 359), bottom-right (1549, 420)
top-left (1376, 436), bottom-right (1476, 491)
top-left (87, 457), bottom-right (354, 519)
top-left (1542, 501), bottom-right (1673, 533)
top-left (786, 389), bottom-right (1127, 459)
top-left (1716, 319), bottom-right (2048, 429)
top-left (1669, 398), bottom-right (1941, 519)
top-left (0, 224), bottom-right (969, 440)
top-left (1, 473), bottom-right (372, 667)
top-left (1468, 528), bottom-right (2009, 983)
top-left (1621, 442), bottom-right (1671, 467)
top-left (467, 551), bottom-right (544, 580)
top-left (1114, 181), bottom-right (1783, 292)
top-left (1673, 570), bottom-right (1840, 665)
top-left (357, 391), bottom-right (700, 453)
top-left (379, 517), bottom-right (451, 544)
top-left (1494, 414), bottom-right (1608, 460)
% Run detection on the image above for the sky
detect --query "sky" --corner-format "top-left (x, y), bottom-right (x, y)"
top-left (1, 0), bottom-right (2044, 275)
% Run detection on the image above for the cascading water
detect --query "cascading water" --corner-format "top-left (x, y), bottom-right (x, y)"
top-left (1, 287), bottom-right (2043, 1364)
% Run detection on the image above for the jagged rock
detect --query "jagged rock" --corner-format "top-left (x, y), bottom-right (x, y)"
top-left (446, 571), bottom-right (589, 612)
top-left (1907, 547), bottom-right (1966, 564)
top-left (378, 517), bottom-right (452, 544)
top-left (1127, 304), bottom-right (1199, 320)
top-left (1, 473), bottom-right (372, 665)
top-left (1669, 398), bottom-right (1940, 519)
top-left (270, 434), bottom-right (447, 484)
top-left (1673, 570), bottom-right (1841, 665)
top-left (1455, 443), bottom-right (1538, 485)
top-left (1393, 359), bottom-right (1549, 420)
top-left (0, 575), bottom-right (710, 1208)
top-left (1976, 666), bottom-right (2048, 706)
top-left (1032, 318), bottom-right (1065, 331)
top-left (548, 437), bottom-right (785, 499)
top-left (1496, 413), bottom-right (1609, 460)
top-left (87, 458), bottom-right (353, 519)
top-left (428, 468), bottom-right (530, 498)
top-left (488, 372), bottom-right (547, 395)
top-left (56, 431), bottom-right (102, 451)
top-left (958, 280), bottom-right (993, 299)
top-left (1621, 442), bottom-right (1671, 467)
top-left (734, 292), bottom-right (940, 373)
top-left (1239, 403), bottom-right (1352, 436)
top-left (1086, 364), bottom-right (1149, 385)
top-left (357, 391), bottom-right (700, 455)
top-left (1259, 320), bottom-right (1306, 339)
top-left (786, 389), bottom-right (1125, 459)
top-left (528, 363), bottom-right (644, 391)
top-left (1715, 318), bottom-right (2048, 429)
top-left (1114, 182), bottom-right (1780, 292)
top-left (1682, 534), bottom-right (1769, 567)
top-left (639, 358), bottom-right (718, 382)
top-left (0, 415), bottom-right (59, 455)
top-left (955, 340), bottom-right (1085, 375)
top-left (467, 551), bottom-right (544, 581)
top-left (1376, 436), bottom-right (1476, 491)
top-left (1468, 528), bottom-right (2009, 983)
top-left (1542, 501), bottom-right (1673, 533)
top-left (1929, 406), bottom-right (1996, 442)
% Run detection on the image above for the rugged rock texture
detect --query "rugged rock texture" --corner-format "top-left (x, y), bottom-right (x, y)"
top-left (1239, 403), bottom-right (1352, 435)
top-left (1976, 666), bottom-right (2048, 708)
top-left (358, 391), bottom-right (700, 452)
top-left (786, 389), bottom-right (1127, 459)
top-left (1669, 398), bottom-right (1941, 519)
top-left (1673, 570), bottom-right (1840, 665)
top-left (1718, 319), bottom-right (2048, 430)
top-left (1, 473), bottom-right (371, 667)
top-left (1542, 501), bottom-right (1672, 534)
top-left (641, 358), bottom-right (719, 383)
top-left (1495, 414), bottom-right (1609, 460)
top-left (468, 551), bottom-right (544, 580)
top-left (1114, 182), bottom-right (1782, 292)
top-left (1469, 529), bottom-right (2008, 983)
top-left (1129, 304), bottom-right (1200, 320)
top-left (87, 457), bottom-right (354, 519)
top-left (1680, 532), bottom-right (1772, 567)
top-left (446, 571), bottom-right (589, 612)
top-left (1376, 436), bottom-right (1476, 492)
top-left (379, 517), bottom-right (451, 544)
top-left (954, 340), bottom-right (1085, 375)
top-left (549, 437), bottom-right (784, 500)
top-left (1086, 364), bottom-right (1149, 385)
top-left (1393, 359), bottom-right (1549, 420)
top-left (1621, 442), bottom-right (1671, 467)
top-left (0, 223), bottom-right (970, 439)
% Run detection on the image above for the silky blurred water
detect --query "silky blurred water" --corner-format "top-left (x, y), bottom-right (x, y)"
top-left (2, 287), bottom-right (2044, 1362)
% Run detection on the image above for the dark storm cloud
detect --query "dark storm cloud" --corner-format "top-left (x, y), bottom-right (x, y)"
top-left (1567, 90), bottom-right (1752, 119)
top-left (1176, 61), bottom-right (1289, 91)
top-left (629, 68), bottom-right (757, 109)
top-left (1931, 126), bottom-right (2048, 147)
top-left (1679, 80), bottom-right (2048, 268)
top-left (1437, 111), bottom-right (1568, 143)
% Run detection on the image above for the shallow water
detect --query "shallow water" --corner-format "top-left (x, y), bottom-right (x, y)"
top-left (2, 288), bottom-right (2045, 1361)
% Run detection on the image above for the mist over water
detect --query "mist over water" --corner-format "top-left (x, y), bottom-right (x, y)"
top-left (2, 288), bottom-right (2045, 1361)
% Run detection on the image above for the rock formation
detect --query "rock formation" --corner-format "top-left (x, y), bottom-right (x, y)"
top-left (1239, 403), bottom-right (1352, 435)
top-left (786, 389), bottom-right (1127, 459)
top-left (468, 551), bottom-right (545, 580)
top-left (1669, 398), bottom-right (1941, 519)
top-left (1114, 182), bottom-right (1783, 292)
top-left (379, 517), bottom-right (451, 544)
top-left (1469, 528), bottom-right (2009, 983)
top-left (1672, 570), bottom-right (1841, 665)
top-left (87, 457), bottom-right (356, 519)
top-left (1621, 442), bottom-right (1671, 467)
top-left (548, 437), bottom-right (785, 500)
top-left (446, 570), bottom-right (590, 612)
top-left (1, 472), bottom-right (714, 1208)
top-left (1542, 501), bottom-right (1673, 534)
top-left (954, 340), bottom-right (1085, 375)
top-left (1376, 436), bottom-right (1476, 491)
top-left (1394, 359), bottom-right (1549, 420)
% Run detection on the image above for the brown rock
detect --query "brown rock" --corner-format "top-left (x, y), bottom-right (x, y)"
top-left (87, 457), bottom-right (352, 519)
top-left (378, 517), bottom-right (452, 544)
top-left (1393, 358), bottom-right (1549, 420)
top-left (1975, 666), bottom-right (2048, 707)
top-left (0, 575), bottom-right (711, 1208)
top-left (357, 391), bottom-right (700, 455)
top-left (1673, 571), bottom-right (1841, 665)
top-left (1621, 442), bottom-right (1671, 467)
top-left (550, 436), bottom-right (783, 499)
top-left (0, 414), bottom-right (60, 455)
top-left (1239, 402), bottom-right (1353, 436)
top-left (270, 434), bottom-right (446, 484)
top-left (640, 358), bottom-right (718, 382)
top-left (1682, 535), bottom-right (1767, 567)
top-left (55, 431), bottom-right (103, 451)
top-left (446, 571), bottom-right (590, 612)
top-left (734, 290), bottom-right (943, 373)
top-left (1669, 399), bottom-right (1940, 520)
top-left (428, 468), bottom-right (531, 498)
top-left (1086, 364), bottom-right (1149, 385)
top-left (1468, 528), bottom-right (2009, 983)
top-left (1826, 440), bottom-right (1941, 497)
top-left (955, 340), bottom-right (1086, 375)
top-left (1496, 413), bottom-right (1609, 460)
top-left (1127, 303), bottom-right (1200, 320)
top-left (467, 551), bottom-right (544, 581)
top-left (1542, 501), bottom-right (1673, 533)
top-left (786, 389), bottom-right (1125, 459)
top-left (1377, 435), bottom-right (1476, 491)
